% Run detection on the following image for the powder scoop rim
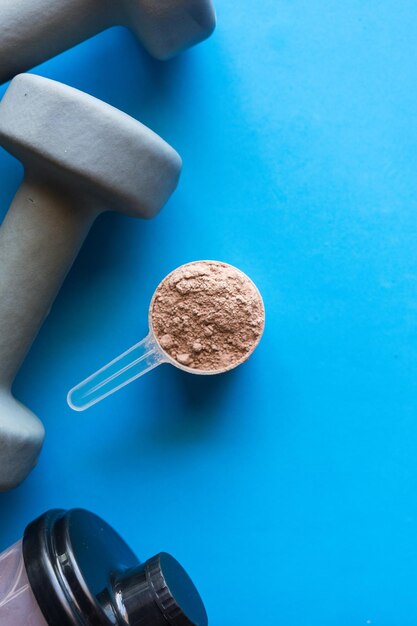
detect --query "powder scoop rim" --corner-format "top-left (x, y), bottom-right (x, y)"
top-left (148, 259), bottom-right (265, 375)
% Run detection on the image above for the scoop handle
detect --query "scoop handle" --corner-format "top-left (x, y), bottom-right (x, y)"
top-left (0, 175), bottom-right (95, 388)
top-left (67, 333), bottom-right (167, 411)
top-left (0, 0), bottom-right (113, 84)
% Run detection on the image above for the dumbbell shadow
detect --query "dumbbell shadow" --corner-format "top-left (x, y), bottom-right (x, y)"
top-left (0, 73), bottom-right (182, 491)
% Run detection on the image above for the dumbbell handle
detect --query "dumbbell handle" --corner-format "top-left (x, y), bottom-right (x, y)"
top-left (0, 176), bottom-right (97, 388)
top-left (0, 0), bottom-right (116, 84)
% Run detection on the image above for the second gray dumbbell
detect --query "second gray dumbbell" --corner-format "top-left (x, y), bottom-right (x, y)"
top-left (0, 0), bottom-right (216, 85)
top-left (0, 73), bottom-right (182, 491)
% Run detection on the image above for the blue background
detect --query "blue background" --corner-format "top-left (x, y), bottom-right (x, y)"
top-left (1, 1), bottom-right (417, 623)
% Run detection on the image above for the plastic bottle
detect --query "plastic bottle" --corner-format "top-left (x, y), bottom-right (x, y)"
top-left (0, 509), bottom-right (208, 626)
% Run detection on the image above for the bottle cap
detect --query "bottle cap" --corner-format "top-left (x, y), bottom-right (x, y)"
top-left (23, 509), bottom-right (208, 626)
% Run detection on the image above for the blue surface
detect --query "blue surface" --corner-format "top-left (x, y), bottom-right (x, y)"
top-left (1, 2), bottom-right (417, 624)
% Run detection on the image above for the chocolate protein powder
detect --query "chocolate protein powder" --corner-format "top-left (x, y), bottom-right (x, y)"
top-left (150, 261), bottom-right (265, 372)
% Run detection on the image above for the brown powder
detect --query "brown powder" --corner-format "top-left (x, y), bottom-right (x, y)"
top-left (150, 261), bottom-right (265, 372)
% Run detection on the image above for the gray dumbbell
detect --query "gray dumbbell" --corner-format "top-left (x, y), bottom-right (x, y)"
top-left (0, 0), bottom-right (216, 85)
top-left (0, 73), bottom-right (182, 491)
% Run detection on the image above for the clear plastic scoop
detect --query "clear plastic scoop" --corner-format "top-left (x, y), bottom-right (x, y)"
top-left (68, 260), bottom-right (265, 411)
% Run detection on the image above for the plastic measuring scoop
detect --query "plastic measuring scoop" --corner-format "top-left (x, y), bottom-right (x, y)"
top-left (68, 260), bottom-right (265, 411)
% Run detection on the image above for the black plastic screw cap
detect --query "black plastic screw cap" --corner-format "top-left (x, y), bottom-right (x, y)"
top-left (23, 509), bottom-right (208, 626)
top-left (116, 552), bottom-right (208, 626)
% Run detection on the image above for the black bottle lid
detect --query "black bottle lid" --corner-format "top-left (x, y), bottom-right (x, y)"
top-left (23, 509), bottom-right (208, 626)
